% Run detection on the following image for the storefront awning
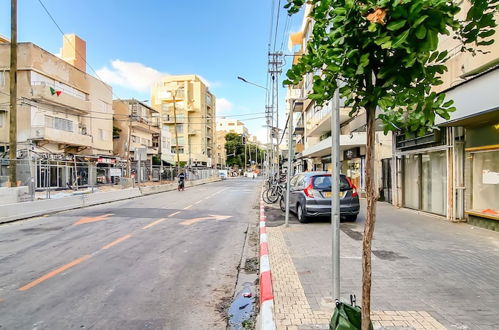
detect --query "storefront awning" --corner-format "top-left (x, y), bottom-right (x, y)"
top-left (302, 132), bottom-right (367, 158)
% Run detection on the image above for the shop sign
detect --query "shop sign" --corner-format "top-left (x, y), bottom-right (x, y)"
top-left (344, 147), bottom-right (360, 160)
top-left (97, 157), bottom-right (116, 164)
top-left (109, 168), bottom-right (122, 177)
top-left (483, 170), bottom-right (499, 184)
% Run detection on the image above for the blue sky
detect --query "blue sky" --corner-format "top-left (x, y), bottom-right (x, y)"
top-left (0, 0), bottom-right (301, 142)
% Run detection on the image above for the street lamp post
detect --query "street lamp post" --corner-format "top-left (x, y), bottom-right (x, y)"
top-left (331, 87), bottom-right (341, 301)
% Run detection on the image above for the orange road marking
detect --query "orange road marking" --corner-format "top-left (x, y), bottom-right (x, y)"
top-left (180, 215), bottom-right (232, 226)
top-left (74, 213), bottom-right (114, 225)
top-left (168, 211), bottom-right (181, 217)
top-left (101, 234), bottom-right (132, 250)
top-left (142, 218), bottom-right (166, 230)
top-left (194, 200), bottom-right (202, 204)
top-left (183, 205), bottom-right (193, 210)
top-left (19, 255), bottom-right (91, 291)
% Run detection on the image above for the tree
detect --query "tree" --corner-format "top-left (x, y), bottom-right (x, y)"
top-left (225, 133), bottom-right (245, 168)
top-left (283, 0), bottom-right (497, 328)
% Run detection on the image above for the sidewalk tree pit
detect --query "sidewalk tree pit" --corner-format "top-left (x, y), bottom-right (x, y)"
top-left (283, 0), bottom-right (497, 328)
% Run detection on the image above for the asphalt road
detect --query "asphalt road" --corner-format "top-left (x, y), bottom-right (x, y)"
top-left (0, 178), bottom-right (261, 330)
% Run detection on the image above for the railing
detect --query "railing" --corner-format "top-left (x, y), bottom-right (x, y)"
top-left (0, 158), bottom-right (220, 201)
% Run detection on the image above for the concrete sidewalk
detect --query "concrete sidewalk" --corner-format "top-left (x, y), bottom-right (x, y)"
top-left (0, 177), bottom-right (219, 223)
top-left (265, 201), bottom-right (499, 330)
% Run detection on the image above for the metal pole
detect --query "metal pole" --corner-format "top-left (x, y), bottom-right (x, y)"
top-left (331, 88), bottom-right (341, 301)
top-left (285, 110), bottom-right (294, 227)
top-left (172, 92), bottom-right (180, 172)
top-left (9, 0), bottom-right (18, 187)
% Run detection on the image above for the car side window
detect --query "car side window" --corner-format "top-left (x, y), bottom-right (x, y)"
top-left (290, 175), bottom-right (299, 187)
top-left (296, 175), bottom-right (306, 188)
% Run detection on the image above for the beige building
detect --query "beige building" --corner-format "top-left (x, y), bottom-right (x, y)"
top-left (0, 35), bottom-right (114, 188)
top-left (217, 118), bottom-right (249, 136)
top-left (151, 75), bottom-right (216, 168)
top-left (112, 99), bottom-right (160, 163)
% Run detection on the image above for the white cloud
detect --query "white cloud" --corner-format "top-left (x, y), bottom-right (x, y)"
top-left (96, 60), bottom-right (166, 93)
top-left (216, 98), bottom-right (233, 113)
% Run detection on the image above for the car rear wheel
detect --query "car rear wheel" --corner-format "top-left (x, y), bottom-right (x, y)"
top-left (345, 214), bottom-right (357, 221)
top-left (297, 203), bottom-right (308, 223)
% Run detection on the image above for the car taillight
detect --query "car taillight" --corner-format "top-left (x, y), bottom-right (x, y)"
top-left (346, 176), bottom-right (359, 198)
top-left (304, 178), bottom-right (322, 198)
top-left (303, 181), bottom-right (315, 198)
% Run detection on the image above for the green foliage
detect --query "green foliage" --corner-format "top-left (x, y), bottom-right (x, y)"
top-left (225, 133), bottom-right (265, 168)
top-left (283, 0), bottom-right (497, 135)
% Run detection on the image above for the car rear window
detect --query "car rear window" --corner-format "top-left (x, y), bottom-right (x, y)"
top-left (312, 175), bottom-right (351, 190)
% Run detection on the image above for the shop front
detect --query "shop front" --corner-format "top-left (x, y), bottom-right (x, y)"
top-left (341, 147), bottom-right (365, 193)
top-left (464, 121), bottom-right (499, 230)
top-left (394, 128), bottom-right (452, 217)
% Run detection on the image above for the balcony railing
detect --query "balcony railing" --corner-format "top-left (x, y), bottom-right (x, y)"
top-left (31, 83), bottom-right (91, 114)
top-left (31, 126), bottom-right (92, 147)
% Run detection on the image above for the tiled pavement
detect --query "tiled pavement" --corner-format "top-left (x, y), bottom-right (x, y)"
top-left (265, 201), bottom-right (499, 330)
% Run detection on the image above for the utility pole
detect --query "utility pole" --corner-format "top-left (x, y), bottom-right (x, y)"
top-left (268, 51), bottom-right (283, 176)
top-left (331, 87), bottom-right (341, 301)
top-left (285, 109), bottom-right (294, 227)
top-left (9, 0), bottom-right (18, 187)
top-left (172, 92), bottom-right (180, 173)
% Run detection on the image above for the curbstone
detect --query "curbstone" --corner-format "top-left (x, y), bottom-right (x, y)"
top-left (259, 197), bottom-right (276, 330)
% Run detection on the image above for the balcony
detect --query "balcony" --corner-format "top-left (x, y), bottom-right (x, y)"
top-left (130, 118), bottom-right (160, 134)
top-left (31, 83), bottom-right (90, 114)
top-left (163, 114), bottom-right (186, 124)
top-left (188, 129), bottom-right (199, 135)
top-left (31, 126), bottom-right (92, 148)
top-left (147, 146), bottom-right (159, 155)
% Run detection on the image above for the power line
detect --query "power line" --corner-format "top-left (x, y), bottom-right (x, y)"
top-left (273, 0), bottom-right (283, 52)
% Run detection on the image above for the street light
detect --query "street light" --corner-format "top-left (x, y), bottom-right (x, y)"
top-left (237, 76), bottom-right (273, 177)
top-left (237, 76), bottom-right (268, 90)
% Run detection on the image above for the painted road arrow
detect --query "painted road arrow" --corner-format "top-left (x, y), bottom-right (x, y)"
top-left (74, 213), bottom-right (114, 225)
top-left (180, 215), bottom-right (232, 226)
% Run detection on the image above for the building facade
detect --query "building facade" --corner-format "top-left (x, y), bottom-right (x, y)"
top-left (0, 36), bottom-right (115, 188)
top-left (217, 118), bottom-right (249, 136)
top-left (392, 2), bottom-right (499, 227)
top-left (151, 75), bottom-right (216, 168)
top-left (112, 99), bottom-right (160, 163)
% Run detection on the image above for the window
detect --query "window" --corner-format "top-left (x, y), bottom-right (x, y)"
top-left (98, 129), bottom-right (105, 140)
top-left (131, 135), bottom-right (139, 143)
top-left (45, 115), bottom-right (73, 132)
top-left (0, 112), bottom-right (4, 128)
top-left (171, 147), bottom-right (184, 154)
top-left (0, 71), bottom-right (5, 87)
top-left (99, 100), bottom-right (110, 113)
top-left (467, 150), bottom-right (499, 215)
top-left (176, 124), bottom-right (184, 133)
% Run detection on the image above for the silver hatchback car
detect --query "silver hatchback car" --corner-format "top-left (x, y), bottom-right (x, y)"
top-left (288, 171), bottom-right (360, 223)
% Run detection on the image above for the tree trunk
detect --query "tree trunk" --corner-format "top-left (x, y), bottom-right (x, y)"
top-left (361, 104), bottom-right (377, 330)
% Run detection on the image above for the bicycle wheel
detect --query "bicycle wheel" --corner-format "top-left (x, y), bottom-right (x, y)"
top-left (266, 187), bottom-right (280, 203)
top-left (262, 189), bottom-right (272, 204)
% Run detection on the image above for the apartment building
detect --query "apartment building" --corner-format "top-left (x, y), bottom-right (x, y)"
top-left (0, 35), bottom-right (115, 188)
top-left (112, 99), bottom-right (160, 164)
top-left (286, 6), bottom-right (393, 199)
top-left (151, 75), bottom-right (216, 168)
top-left (217, 118), bottom-right (249, 136)
top-left (392, 3), bottom-right (499, 227)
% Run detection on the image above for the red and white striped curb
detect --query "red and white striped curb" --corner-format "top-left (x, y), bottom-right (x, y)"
top-left (259, 198), bottom-right (276, 330)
